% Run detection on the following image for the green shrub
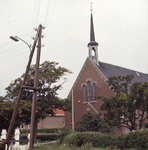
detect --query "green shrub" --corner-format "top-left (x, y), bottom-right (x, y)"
top-left (20, 129), bottom-right (30, 134)
top-left (116, 133), bottom-right (127, 149)
top-left (58, 127), bottom-right (75, 144)
top-left (63, 131), bottom-right (116, 148)
top-left (37, 128), bottom-right (62, 133)
top-left (37, 134), bottom-right (59, 141)
top-left (117, 129), bottom-right (148, 149)
top-left (78, 113), bottom-right (112, 134)
top-left (20, 128), bottom-right (62, 135)
top-left (62, 129), bottom-right (148, 149)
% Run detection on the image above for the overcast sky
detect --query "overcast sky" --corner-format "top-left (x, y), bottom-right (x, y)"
top-left (0, 0), bottom-right (148, 99)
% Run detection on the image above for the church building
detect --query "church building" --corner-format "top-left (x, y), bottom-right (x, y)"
top-left (65, 11), bottom-right (148, 136)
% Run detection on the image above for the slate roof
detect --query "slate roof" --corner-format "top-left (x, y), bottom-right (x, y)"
top-left (98, 61), bottom-right (148, 84)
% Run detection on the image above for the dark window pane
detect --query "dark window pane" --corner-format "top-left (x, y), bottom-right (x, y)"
top-left (93, 83), bottom-right (96, 101)
top-left (87, 81), bottom-right (92, 101)
top-left (83, 85), bottom-right (86, 102)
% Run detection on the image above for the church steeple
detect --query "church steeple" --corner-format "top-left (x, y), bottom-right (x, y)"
top-left (89, 13), bottom-right (98, 45)
top-left (88, 4), bottom-right (99, 66)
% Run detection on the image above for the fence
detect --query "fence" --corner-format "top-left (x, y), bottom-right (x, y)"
top-left (0, 129), bottom-right (40, 150)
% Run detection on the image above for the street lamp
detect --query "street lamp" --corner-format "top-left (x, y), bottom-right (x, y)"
top-left (9, 36), bottom-right (31, 52)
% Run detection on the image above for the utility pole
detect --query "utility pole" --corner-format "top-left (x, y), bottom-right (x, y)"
top-left (29, 24), bottom-right (42, 150)
top-left (0, 24), bottom-right (43, 150)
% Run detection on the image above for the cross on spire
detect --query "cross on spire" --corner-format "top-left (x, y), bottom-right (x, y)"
top-left (90, 2), bottom-right (93, 11)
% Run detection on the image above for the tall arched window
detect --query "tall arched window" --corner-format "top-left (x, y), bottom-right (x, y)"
top-left (93, 83), bottom-right (96, 101)
top-left (87, 81), bottom-right (92, 101)
top-left (83, 85), bottom-right (86, 102)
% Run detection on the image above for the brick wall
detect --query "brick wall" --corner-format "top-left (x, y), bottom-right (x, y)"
top-left (65, 57), bottom-right (123, 136)
top-left (21, 115), bottom-right (65, 129)
top-left (38, 115), bottom-right (65, 129)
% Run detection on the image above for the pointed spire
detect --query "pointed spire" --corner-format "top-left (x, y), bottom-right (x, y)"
top-left (88, 11), bottom-right (98, 46)
top-left (90, 13), bottom-right (95, 42)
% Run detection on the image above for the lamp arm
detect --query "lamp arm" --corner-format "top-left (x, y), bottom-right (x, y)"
top-left (15, 36), bottom-right (31, 52)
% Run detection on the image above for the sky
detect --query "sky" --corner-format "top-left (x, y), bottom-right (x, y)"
top-left (0, 0), bottom-right (148, 99)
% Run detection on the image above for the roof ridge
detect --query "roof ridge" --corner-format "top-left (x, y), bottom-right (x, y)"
top-left (99, 61), bottom-right (148, 75)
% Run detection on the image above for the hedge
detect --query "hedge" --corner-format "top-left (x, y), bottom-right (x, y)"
top-left (37, 128), bottom-right (62, 133)
top-left (62, 128), bottom-right (148, 149)
top-left (20, 128), bottom-right (62, 134)
top-left (37, 134), bottom-right (59, 141)
top-left (63, 131), bottom-right (116, 148)
top-left (20, 129), bottom-right (30, 134)
top-left (117, 129), bottom-right (148, 149)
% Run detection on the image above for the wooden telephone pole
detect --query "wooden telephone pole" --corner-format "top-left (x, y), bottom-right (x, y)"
top-left (29, 24), bottom-right (42, 149)
top-left (0, 24), bottom-right (42, 150)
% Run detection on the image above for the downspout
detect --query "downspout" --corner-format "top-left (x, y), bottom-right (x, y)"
top-left (72, 89), bottom-right (74, 130)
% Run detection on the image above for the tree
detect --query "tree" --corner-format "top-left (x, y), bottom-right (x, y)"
top-left (0, 99), bottom-right (21, 133)
top-left (5, 61), bottom-right (72, 100)
top-left (98, 74), bottom-right (148, 131)
top-left (1, 61), bottom-right (72, 133)
top-left (0, 96), bottom-right (4, 102)
top-left (78, 113), bottom-right (112, 133)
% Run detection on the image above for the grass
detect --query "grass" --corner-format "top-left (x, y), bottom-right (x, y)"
top-left (32, 143), bottom-right (144, 150)
top-left (32, 143), bottom-right (110, 150)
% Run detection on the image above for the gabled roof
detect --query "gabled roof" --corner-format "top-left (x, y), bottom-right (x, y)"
top-left (53, 108), bottom-right (65, 115)
top-left (98, 61), bottom-right (148, 84)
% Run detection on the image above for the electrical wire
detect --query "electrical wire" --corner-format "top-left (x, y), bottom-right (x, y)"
top-left (0, 50), bottom-right (28, 64)
top-left (42, 0), bottom-right (58, 44)
top-left (0, 44), bottom-right (27, 55)
top-left (0, 38), bottom-right (32, 56)
top-left (0, 46), bottom-right (27, 59)
top-left (0, 32), bottom-right (33, 51)
top-left (0, 0), bottom-right (57, 63)
top-left (0, 33), bottom-right (33, 63)
top-left (31, 0), bottom-right (37, 41)
top-left (31, 0), bottom-right (41, 46)
top-left (0, 42), bottom-right (30, 55)
top-left (34, 0), bottom-right (39, 28)
top-left (43, 0), bottom-right (52, 27)
top-left (36, 0), bottom-right (41, 27)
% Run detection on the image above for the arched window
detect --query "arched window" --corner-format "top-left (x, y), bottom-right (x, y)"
top-left (87, 81), bottom-right (92, 101)
top-left (92, 49), bottom-right (95, 56)
top-left (83, 85), bottom-right (86, 102)
top-left (93, 83), bottom-right (96, 101)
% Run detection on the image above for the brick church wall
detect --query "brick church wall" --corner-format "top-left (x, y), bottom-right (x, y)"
top-left (65, 58), bottom-right (123, 136)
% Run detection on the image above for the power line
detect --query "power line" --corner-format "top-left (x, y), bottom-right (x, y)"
top-left (0, 48), bottom-right (29, 64)
top-left (34, 0), bottom-right (39, 29)
top-left (1, 0), bottom-right (57, 62)
top-left (43, 0), bottom-right (58, 44)
top-left (36, 0), bottom-right (41, 27)
top-left (31, 0), bottom-right (37, 39)
top-left (0, 43), bottom-right (29, 55)
top-left (0, 44), bottom-right (26, 54)
top-left (0, 44), bottom-right (29, 58)
top-left (43, 0), bottom-right (52, 27)
top-left (31, 0), bottom-right (41, 43)
top-left (0, 32), bottom-right (33, 50)
top-left (0, 39), bottom-right (32, 58)
top-left (0, 33), bottom-right (33, 63)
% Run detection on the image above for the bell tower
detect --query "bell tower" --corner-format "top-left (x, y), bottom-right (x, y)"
top-left (87, 4), bottom-right (99, 66)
